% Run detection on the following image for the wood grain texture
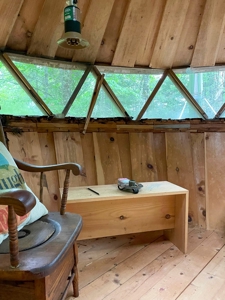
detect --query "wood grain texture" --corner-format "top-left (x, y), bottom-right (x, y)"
top-left (117, 133), bottom-right (132, 179)
top-left (129, 133), bottom-right (158, 182)
top-left (93, 132), bottom-right (122, 184)
top-left (153, 133), bottom-right (167, 181)
top-left (78, 237), bottom-right (173, 299)
top-left (216, 25), bottom-right (225, 64)
top-left (27, 0), bottom-right (65, 57)
top-left (6, 0), bottom-right (45, 51)
top-left (140, 231), bottom-right (224, 300)
top-left (191, 0), bottom-right (225, 67)
top-left (66, 182), bottom-right (188, 253)
top-left (0, 0), bottom-right (24, 48)
top-left (45, 246), bottom-right (74, 300)
top-left (177, 244), bottom-right (225, 299)
top-left (77, 231), bottom-right (163, 290)
top-left (204, 132), bottom-right (225, 230)
top-left (73, 0), bottom-right (115, 63)
top-left (135, 0), bottom-right (166, 66)
top-left (112, 0), bottom-right (156, 67)
top-left (166, 132), bottom-right (198, 226)
top-left (80, 133), bottom-right (97, 185)
top-left (7, 132), bottom-right (44, 201)
top-left (53, 132), bottom-right (87, 187)
top-left (68, 195), bottom-right (175, 240)
top-left (150, 0), bottom-right (190, 68)
top-left (190, 133), bottom-right (206, 228)
top-left (73, 228), bottom-right (213, 300)
top-left (96, 0), bottom-right (129, 64)
top-left (173, 0), bottom-right (206, 67)
top-left (38, 132), bottom-right (60, 211)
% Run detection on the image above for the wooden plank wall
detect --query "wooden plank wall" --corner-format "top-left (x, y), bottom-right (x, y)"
top-left (5, 127), bottom-right (225, 232)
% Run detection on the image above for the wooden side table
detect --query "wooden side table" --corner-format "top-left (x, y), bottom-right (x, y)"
top-left (64, 181), bottom-right (188, 253)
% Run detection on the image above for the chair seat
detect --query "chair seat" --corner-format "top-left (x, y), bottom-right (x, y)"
top-left (0, 220), bottom-right (56, 253)
top-left (0, 212), bottom-right (82, 281)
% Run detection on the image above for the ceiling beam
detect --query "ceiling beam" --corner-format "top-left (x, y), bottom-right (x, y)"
top-left (0, 0), bottom-right (24, 48)
top-left (6, 0), bottom-right (45, 52)
top-left (191, 0), bottom-right (225, 67)
top-left (150, 0), bottom-right (190, 69)
top-left (112, 0), bottom-right (156, 67)
top-left (27, 0), bottom-right (65, 58)
top-left (73, 0), bottom-right (115, 64)
top-left (173, 0), bottom-right (206, 67)
top-left (96, 0), bottom-right (129, 64)
top-left (135, 0), bottom-right (166, 67)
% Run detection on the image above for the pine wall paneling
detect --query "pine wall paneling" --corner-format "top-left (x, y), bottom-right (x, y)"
top-left (7, 131), bottom-right (59, 211)
top-left (4, 120), bottom-right (225, 231)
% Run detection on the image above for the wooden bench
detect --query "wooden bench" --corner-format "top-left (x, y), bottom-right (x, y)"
top-left (63, 181), bottom-right (188, 253)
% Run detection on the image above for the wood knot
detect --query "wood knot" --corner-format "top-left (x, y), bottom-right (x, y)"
top-left (119, 215), bottom-right (125, 220)
top-left (147, 163), bottom-right (153, 169)
top-left (110, 137), bottom-right (114, 142)
top-left (165, 214), bottom-right (171, 219)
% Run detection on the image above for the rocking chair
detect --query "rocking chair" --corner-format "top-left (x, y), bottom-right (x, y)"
top-left (0, 122), bottom-right (83, 300)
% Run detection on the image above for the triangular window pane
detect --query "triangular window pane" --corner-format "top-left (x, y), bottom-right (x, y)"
top-left (92, 86), bottom-right (124, 118)
top-left (175, 68), bottom-right (225, 119)
top-left (12, 58), bottom-right (84, 115)
top-left (143, 77), bottom-right (202, 119)
top-left (219, 108), bottom-right (225, 118)
top-left (68, 72), bottom-right (96, 117)
top-left (104, 71), bottom-right (161, 119)
top-left (0, 61), bottom-right (43, 116)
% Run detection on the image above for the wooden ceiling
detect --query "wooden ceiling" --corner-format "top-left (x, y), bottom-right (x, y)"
top-left (1, 0), bottom-right (225, 69)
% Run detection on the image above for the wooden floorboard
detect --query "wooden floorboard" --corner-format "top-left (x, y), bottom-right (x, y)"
top-left (66, 228), bottom-right (225, 300)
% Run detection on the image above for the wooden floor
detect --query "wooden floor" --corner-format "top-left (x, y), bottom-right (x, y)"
top-left (67, 228), bottom-right (225, 300)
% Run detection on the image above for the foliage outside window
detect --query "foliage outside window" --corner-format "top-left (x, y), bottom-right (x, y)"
top-left (0, 54), bottom-right (225, 120)
top-left (143, 77), bottom-right (202, 119)
top-left (13, 60), bottom-right (84, 115)
top-left (0, 61), bottom-right (43, 116)
top-left (104, 71), bottom-right (160, 119)
top-left (175, 68), bottom-right (225, 119)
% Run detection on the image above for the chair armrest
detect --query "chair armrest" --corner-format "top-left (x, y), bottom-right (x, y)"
top-left (0, 189), bottom-right (36, 268)
top-left (0, 188), bottom-right (36, 216)
top-left (14, 158), bottom-right (85, 176)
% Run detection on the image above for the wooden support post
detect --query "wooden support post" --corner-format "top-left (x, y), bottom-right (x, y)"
top-left (83, 74), bottom-right (105, 134)
top-left (0, 53), bottom-right (52, 116)
top-left (167, 69), bottom-right (208, 119)
top-left (136, 70), bottom-right (168, 120)
top-left (93, 66), bottom-right (130, 118)
top-left (62, 65), bottom-right (93, 116)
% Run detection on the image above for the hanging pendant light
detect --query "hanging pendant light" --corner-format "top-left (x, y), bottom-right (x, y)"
top-left (57, 0), bottom-right (89, 49)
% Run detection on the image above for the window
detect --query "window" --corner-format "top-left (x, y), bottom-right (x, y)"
top-left (0, 60), bottom-right (43, 116)
top-left (143, 76), bottom-right (202, 119)
top-left (175, 67), bottom-right (225, 119)
top-left (1, 54), bottom-right (225, 120)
